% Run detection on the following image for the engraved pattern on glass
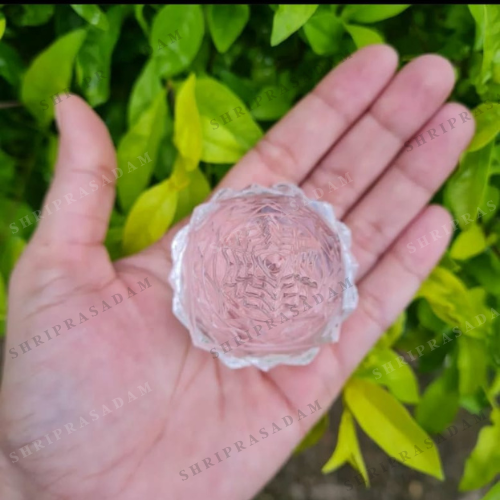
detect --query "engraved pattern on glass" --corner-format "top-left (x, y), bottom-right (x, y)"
top-left (170, 183), bottom-right (358, 371)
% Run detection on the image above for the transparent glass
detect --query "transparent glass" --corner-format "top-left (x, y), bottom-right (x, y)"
top-left (169, 183), bottom-right (358, 371)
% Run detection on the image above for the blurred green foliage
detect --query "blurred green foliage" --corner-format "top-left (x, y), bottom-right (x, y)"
top-left (0, 4), bottom-right (499, 497)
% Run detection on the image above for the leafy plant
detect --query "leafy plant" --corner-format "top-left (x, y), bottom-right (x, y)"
top-left (0, 3), bottom-right (499, 496)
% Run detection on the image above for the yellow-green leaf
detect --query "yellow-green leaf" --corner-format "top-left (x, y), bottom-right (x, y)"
top-left (322, 408), bottom-right (369, 486)
top-left (195, 77), bottom-right (262, 164)
top-left (117, 90), bottom-right (167, 212)
top-left (171, 166), bottom-right (210, 226)
top-left (20, 29), bottom-right (87, 125)
top-left (460, 409), bottom-right (500, 491)
top-left (123, 179), bottom-right (178, 255)
top-left (358, 348), bottom-right (420, 404)
top-left (450, 224), bottom-right (487, 260)
top-left (174, 73), bottom-right (202, 171)
top-left (416, 266), bottom-right (490, 338)
top-left (344, 378), bottom-right (444, 480)
top-left (0, 12), bottom-right (6, 40)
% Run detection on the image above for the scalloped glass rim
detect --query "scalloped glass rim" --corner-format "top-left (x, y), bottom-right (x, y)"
top-left (169, 183), bottom-right (359, 371)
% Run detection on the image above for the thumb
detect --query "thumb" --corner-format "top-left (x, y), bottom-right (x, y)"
top-left (33, 95), bottom-right (118, 252)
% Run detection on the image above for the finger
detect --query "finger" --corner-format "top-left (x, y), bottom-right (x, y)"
top-left (301, 54), bottom-right (456, 217)
top-left (344, 102), bottom-right (474, 280)
top-left (218, 44), bottom-right (398, 190)
top-left (33, 95), bottom-right (118, 252)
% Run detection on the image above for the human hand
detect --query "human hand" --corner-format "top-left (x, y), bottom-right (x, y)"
top-left (0, 44), bottom-right (474, 500)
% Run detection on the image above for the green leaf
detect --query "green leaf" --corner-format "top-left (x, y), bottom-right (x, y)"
top-left (127, 57), bottom-right (162, 127)
top-left (469, 5), bottom-right (485, 51)
top-left (460, 409), bottom-right (500, 490)
top-left (416, 371), bottom-right (460, 434)
top-left (16, 5), bottom-right (54, 26)
top-left (70, 4), bottom-right (109, 31)
top-left (344, 378), bottom-right (444, 480)
top-left (458, 336), bottom-right (488, 397)
top-left (450, 224), bottom-right (487, 260)
top-left (445, 141), bottom-right (494, 230)
top-left (251, 82), bottom-right (294, 121)
top-left (154, 121), bottom-right (176, 181)
top-left (481, 482), bottom-right (500, 500)
top-left (295, 413), bottom-right (329, 455)
top-left (104, 226), bottom-right (124, 261)
top-left (476, 6), bottom-right (500, 89)
top-left (0, 235), bottom-right (26, 283)
top-left (171, 167), bottom-right (210, 226)
top-left (490, 372), bottom-right (500, 401)
top-left (469, 103), bottom-right (500, 152)
top-left (76, 5), bottom-right (125, 107)
top-left (342, 5), bottom-right (410, 23)
top-left (195, 77), bottom-right (263, 163)
top-left (0, 148), bottom-right (15, 193)
top-left (0, 12), bottom-right (6, 41)
top-left (0, 41), bottom-right (25, 87)
top-left (174, 74), bottom-right (202, 171)
top-left (303, 7), bottom-right (344, 56)
top-left (322, 408), bottom-right (369, 485)
top-left (358, 348), bottom-right (420, 404)
top-left (123, 178), bottom-right (178, 255)
top-left (151, 4), bottom-right (204, 78)
top-left (466, 251), bottom-right (500, 296)
top-left (20, 29), bottom-right (87, 126)
top-left (344, 23), bottom-right (384, 48)
top-left (117, 90), bottom-right (167, 212)
top-left (271, 5), bottom-right (318, 46)
top-left (207, 5), bottom-right (250, 53)
top-left (417, 299), bottom-right (448, 334)
top-left (134, 4), bottom-right (149, 37)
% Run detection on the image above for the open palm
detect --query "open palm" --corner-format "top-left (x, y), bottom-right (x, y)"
top-left (0, 45), bottom-right (474, 500)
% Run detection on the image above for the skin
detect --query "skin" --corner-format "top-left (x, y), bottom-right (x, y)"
top-left (0, 45), bottom-right (474, 500)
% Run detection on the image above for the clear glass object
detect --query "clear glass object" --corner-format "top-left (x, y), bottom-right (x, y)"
top-left (169, 183), bottom-right (358, 371)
